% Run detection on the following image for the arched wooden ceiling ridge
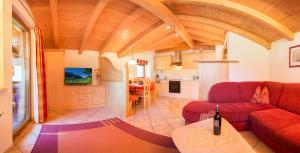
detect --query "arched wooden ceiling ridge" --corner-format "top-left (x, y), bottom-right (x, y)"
top-left (27, 0), bottom-right (300, 56)
top-left (177, 15), bottom-right (271, 48)
top-left (163, 0), bottom-right (294, 40)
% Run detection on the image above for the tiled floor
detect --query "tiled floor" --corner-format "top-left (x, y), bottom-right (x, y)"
top-left (8, 97), bottom-right (274, 153)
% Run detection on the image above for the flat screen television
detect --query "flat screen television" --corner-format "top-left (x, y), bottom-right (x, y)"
top-left (64, 68), bottom-right (92, 84)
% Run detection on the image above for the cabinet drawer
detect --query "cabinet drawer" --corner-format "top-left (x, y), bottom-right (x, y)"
top-left (79, 99), bottom-right (92, 105)
top-left (78, 87), bottom-right (92, 94)
top-left (79, 93), bottom-right (92, 100)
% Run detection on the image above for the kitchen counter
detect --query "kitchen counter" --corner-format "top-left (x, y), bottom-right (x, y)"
top-left (156, 80), bottom-right (199, 99)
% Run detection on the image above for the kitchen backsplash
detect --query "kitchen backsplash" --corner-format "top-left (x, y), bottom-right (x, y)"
top-left (156, 69), bottom-right (198, 80)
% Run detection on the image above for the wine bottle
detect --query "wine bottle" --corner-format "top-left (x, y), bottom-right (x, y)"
top-left (214, 104), bottom-right (222, 135)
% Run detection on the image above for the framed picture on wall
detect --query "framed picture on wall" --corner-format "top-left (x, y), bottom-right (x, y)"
top-left (289, 45), bottom-right (300, 67)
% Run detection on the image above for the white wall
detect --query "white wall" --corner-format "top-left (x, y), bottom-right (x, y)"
top-left (227, 32), bottom-right (270, 81)
top-left (269, 32), bottom-right (300, 82)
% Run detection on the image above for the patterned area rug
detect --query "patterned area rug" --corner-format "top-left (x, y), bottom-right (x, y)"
top-left (32, 118), bottom-right (179, 153)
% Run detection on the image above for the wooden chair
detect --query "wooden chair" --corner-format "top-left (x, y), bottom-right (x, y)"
top-left (150, 81), bottom-right (156, 102)
top-left (134, 81), bottom-right (151, 109)
top-left (142, 81), bottom-right (151, 109)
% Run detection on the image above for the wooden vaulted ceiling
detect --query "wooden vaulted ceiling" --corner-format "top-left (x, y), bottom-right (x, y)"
top-left (27, 0), bottom-right (300, 57)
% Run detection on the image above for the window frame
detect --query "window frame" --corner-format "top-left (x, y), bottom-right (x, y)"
top-left (136, 65), bottom-right (145, 78)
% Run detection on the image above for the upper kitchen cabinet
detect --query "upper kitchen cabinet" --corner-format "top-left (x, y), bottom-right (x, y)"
top-left (182, 54), bottom-right (198, 69)
top-left (154, 56), bottom-right (172, 70)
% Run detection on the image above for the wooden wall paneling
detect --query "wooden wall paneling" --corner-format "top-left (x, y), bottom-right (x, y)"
top-left (79, 0), bottom-right (110, 53)
top-left (117, 20), bottom-right (164, 57)
top-left (167, 0), bottom-right (294, 40)
top-left (178, 15), bottom-right (271, 49)
top-left (49, 0), bottom-right (59, 48)
top-left (44, 50), bottom-right (64, 109)
top-left (130, 0), bottom-right (195, 48)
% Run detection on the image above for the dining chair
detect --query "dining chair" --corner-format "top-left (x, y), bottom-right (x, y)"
top-left (142, 81), bottom-right (151, 109)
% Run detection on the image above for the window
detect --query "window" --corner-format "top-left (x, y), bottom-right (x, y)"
top-left (136, 65), bottom-right (145, 78)
top-left (12, 17), bottom-right (31, 132)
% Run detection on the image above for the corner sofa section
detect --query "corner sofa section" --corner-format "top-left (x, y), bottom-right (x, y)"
top-left (182, 81), bottom-right (300, 153)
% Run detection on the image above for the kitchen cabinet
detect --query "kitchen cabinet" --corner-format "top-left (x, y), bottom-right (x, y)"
top-left (181, 81), bottom-right (191, 98)
top-left (156, 80), bottom-right (199, 99)
top-left (182, 54), bottom-right (198, 69)
top-left (190, 82), bottom-right (200, 99)
top-left (154, 56), bottom-right (172, 70)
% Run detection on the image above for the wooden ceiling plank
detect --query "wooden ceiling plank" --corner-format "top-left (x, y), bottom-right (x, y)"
top-left (172, 0), bottom-right (294, 40)
top-left (154, 38), bottom-right (184, 50)
top-left (186, 28), bottom-right (224, 42)
top-left (130, 0), bottom-right (195, 48)
top-left (49, 0), bottom-right (59, 48)
top-left (99, 7), bottom-right (145, 52)
top-left (79, 0), bottom-right (110, 53)
top-left (117, 20), bottom-right (164, 57)
top-left (190, 35), bottom-right (224, 45)
top-left (155, 42), bottom-right (215, 53)
top-left (155, 42), bottom-right (190, 53)
top-left (178, 15), bottom-right (271, 49)
top-left (148, 32), bottom-right (176, 50)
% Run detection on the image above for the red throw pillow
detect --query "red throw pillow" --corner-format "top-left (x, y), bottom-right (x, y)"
top-left (260, 87), bottom-right (270, 104)
top-left (251, 86), bottom-right (270, 104)
top-left (251, 86), bottom-right (262, 103)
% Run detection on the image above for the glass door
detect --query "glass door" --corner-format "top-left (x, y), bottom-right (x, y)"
top-left (12, 17), bottom-right (30, 132)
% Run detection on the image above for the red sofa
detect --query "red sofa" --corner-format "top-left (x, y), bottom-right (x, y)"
top-left (182, 81), bottom-right (300, 153)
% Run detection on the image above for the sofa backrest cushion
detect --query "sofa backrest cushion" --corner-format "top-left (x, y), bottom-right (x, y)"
top-left (265, 81), bottom-right (284, 106)
top-left (278, 83), bottom-right (300, 114)
top-left (209, 82), bottom-right (239, 103)
top-left (239, 82), bottom-right (265, 102)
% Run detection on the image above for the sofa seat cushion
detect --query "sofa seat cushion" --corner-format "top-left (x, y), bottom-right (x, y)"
top-left (182, 101), bottom-right (215, 123)
top-left (250, 108), bottom-right (300, 152)
top-left (278, 124), bottom-right (300, 152)
top-left (218, 102), bottom-right (274, 123)
top-left (182, 101), bottom-right (274, 124)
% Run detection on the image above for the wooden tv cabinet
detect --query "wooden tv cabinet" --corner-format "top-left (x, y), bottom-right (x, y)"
top-left (62, 85), bottom-right (106, 109)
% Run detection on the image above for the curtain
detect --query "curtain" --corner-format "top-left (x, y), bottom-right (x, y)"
top-left (137, 59), bottom-right (148, 66)
top-left (33, 28), bottom-right (47, 123)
